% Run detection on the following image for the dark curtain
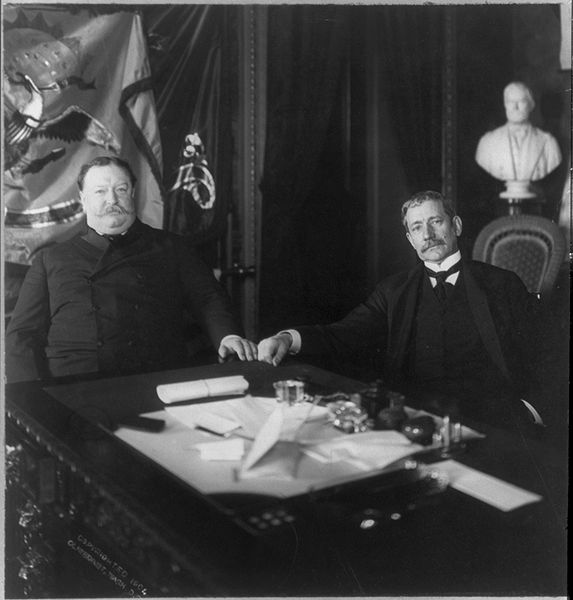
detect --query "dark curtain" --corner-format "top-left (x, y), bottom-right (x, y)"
top-left (144, 5), bottom-right (233, 246)
top-left (377, 6), bottom-right (444, 193)
top-left (259, 6), bottom-right (445, 333)
top-left (359, 6), bottom-right (445, 281)
top-left (259, 5), bottom-right (349, 332)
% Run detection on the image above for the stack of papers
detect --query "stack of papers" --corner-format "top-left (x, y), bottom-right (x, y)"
top-left (166, 397), bottom-right (329, 475)
top-left (302, 430), bottom-right (423, 471)
top-left (194, 438), bottom-right (245, 461)
top-left (114, 398), bottom-right (544, 511)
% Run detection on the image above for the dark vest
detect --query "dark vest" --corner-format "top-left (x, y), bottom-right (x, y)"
top-left (409, 274), bottom-right (504, 397)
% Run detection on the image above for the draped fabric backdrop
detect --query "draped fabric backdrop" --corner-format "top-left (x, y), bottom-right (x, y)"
top-left (259, 6), bottom-right (349, 331)
top-left (145, 5), bottom-right (233, 245)
top-left (3, 6), bottom-right (163, 265)
top-left (258, 6), bottom-right (444, 332)
top-left (362, 6), bottom-right (445, 280)
top-left (378, 6), bottom-right (444, 194)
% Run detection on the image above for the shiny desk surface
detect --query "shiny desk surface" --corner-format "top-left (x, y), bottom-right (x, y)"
top-left (5, 360), bottom-right (567, 596)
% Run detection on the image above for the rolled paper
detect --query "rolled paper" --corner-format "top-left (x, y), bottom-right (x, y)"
top-left (157, 375), bottom-right (249, 404)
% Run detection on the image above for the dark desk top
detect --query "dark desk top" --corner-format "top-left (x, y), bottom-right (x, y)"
top-left (5, 361), bottom-right (567, 596)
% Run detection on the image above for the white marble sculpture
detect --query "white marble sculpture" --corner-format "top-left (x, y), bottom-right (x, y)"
top-left (475, 82), bottom-right (561, 199)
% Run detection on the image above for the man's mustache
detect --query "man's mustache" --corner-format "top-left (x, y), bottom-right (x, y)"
top-left (423, 240), bottom-right (445, 251)
top-left (98, 206), bottom-right (132, 216)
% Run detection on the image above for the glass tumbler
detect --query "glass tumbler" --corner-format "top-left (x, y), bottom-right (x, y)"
top-left (273, 379), bottom-right (307, 405)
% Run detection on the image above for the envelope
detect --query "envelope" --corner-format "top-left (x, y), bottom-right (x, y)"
top-left (438, 460), bottom-right (542, 511)
top-left (165, 406), bottom-right (242, 436)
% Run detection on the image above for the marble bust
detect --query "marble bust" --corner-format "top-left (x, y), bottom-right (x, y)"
top-left (475, 82), bottom-right (561, 199)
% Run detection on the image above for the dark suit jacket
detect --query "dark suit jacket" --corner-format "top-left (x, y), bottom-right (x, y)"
top-left (297, 260), bottom-right (538, 398)
top-left (6, 220), bottom-right (242, 382)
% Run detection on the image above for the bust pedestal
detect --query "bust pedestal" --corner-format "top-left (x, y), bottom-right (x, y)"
top-left (498, 197), bottom-right (544, 216)
top-left (496, 180), bottom-right (544, 216)
top-left (499, 180), bottom-right (536, 200)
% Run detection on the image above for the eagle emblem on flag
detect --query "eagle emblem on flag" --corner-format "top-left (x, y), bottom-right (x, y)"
top-left (3, 7), bottom-right (163, 265)
top-left (4, 13), bottom-right (119, 197)
top-left (169, 132), bottom-right (216, 210)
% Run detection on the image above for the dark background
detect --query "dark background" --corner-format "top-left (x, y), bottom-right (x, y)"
top-left (143, 4), bottom-right (569, 330)
top-left (4, 4), bottom-right (570, 394)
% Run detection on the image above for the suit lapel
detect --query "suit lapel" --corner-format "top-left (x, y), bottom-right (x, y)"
top-left (463, 265), bottom-right (512, 382)
top-left (388, 264), bottom-right (424, 373)
top-left (389, 261), bottom-right (512, 383)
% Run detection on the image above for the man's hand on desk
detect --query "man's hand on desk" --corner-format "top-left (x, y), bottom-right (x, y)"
top-left (257, 332), bottom-right (293, 366)
top-left (218, 335), bottom-right (258, 362)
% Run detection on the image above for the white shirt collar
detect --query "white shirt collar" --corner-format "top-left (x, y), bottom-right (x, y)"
top-left (424, 250), bottom-right (461, 273)
top-left (94, 229), bottom-right (129, 237)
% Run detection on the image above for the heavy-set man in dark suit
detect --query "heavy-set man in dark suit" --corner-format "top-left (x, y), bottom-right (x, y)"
top-left (258, 190), bottom-right (543, 430)
top-left (6, 155), bottom-right (257, 383)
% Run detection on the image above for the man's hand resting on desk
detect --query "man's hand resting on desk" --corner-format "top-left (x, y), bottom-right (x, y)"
top-left (218, 335), bottom-right (258, 362)
top-left (257, 332), bottom-right (293, 366)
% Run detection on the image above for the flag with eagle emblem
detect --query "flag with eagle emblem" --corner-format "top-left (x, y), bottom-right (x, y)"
top-left (3, 6), bottom-right (163, 265)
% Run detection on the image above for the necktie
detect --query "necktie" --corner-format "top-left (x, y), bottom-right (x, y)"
top-left (425, 263), bottom-right (461, 302)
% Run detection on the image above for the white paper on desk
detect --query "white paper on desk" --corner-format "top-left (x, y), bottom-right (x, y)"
top-left (165, 395), bottom-right (275, 438)
top-left (241, 404), bottom-right (284, 471)
top-left (223, 396), bottom-right (277, 439)
top-left (165, 406), bottom-right (241, 435)
top-left (222, 396), bottom-right (328, 440)
top-left (239, 440), bottom-right (301, 480)
top-left (239, 401), bottom-right (329, 475)
top-left (278, 402), bottom-right (329, 440)
top-left (157, 375), bottom-right (249, 404)
top-left (303, 430), bottom-right (422, 471)
top-left (194, 438), bottom-right (245, 461)
top-left (438, 460), bottom-right (542, 511)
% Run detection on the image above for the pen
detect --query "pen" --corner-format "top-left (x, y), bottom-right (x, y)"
top-left (194, 425), bottom-right (251, 440)
top-left (195, 425), bottom-right (231, 437)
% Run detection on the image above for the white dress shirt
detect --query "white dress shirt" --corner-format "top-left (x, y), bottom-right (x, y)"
top-left (424, 250), bottom-right (462, 287)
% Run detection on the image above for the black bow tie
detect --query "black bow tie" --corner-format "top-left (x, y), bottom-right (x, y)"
top-left (425, 263), bottom-right (461, 282)
top-left (425, 263), bottom-right (461, 302)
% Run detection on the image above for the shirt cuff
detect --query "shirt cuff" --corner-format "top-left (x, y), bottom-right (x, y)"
top-left (520, 399), bottom-right (545, 426)
top-left (278, 329), bottom-right (301, 354)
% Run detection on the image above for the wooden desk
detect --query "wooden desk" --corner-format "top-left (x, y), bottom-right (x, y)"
top-left (4, 361), bottom-right (567, 597)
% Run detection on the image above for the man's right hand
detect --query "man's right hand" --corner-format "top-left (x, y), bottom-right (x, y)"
top-left (257, 332), bottom-right (293, 366)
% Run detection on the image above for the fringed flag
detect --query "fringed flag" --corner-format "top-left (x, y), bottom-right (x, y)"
top-left (167, 130), bottom-right (219, 238)
top-left (3, 6), bottom-right (163, 265)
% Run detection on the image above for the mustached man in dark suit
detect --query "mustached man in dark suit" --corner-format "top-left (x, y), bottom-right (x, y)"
top-left (258, 190), bottom-right (544, 431)
top-left (6, 155), bottom-right (257, 383)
